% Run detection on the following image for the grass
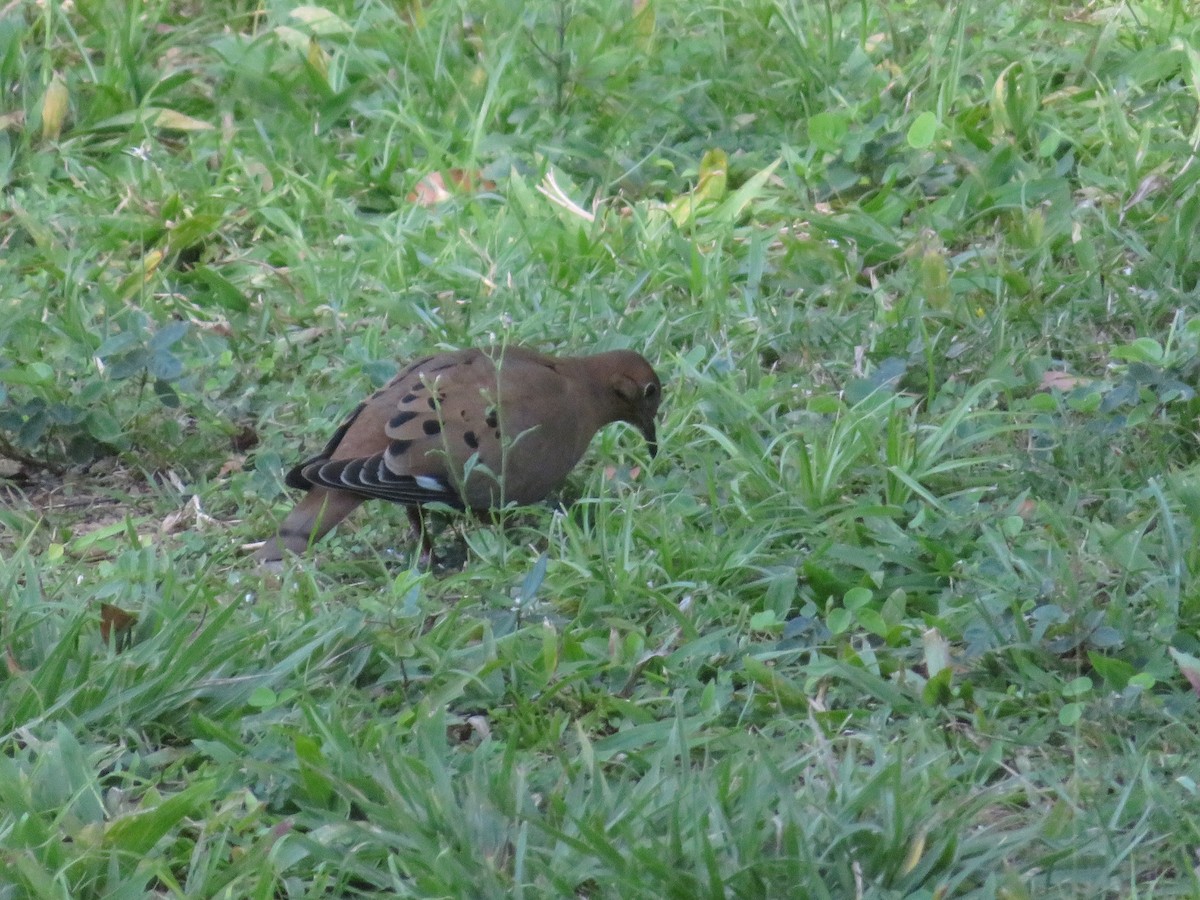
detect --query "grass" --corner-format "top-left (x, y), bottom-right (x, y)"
top-left (3, 0), bottom-right (1200, 894)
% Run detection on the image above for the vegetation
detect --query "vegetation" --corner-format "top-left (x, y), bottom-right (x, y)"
top-left (3, 0), bottom-right (1200, 895)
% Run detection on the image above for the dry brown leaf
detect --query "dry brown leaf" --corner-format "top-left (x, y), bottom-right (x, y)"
top-left (6, 646), bottom-right (23, 675)
top-left (1121, 173), bottom-right (1167, 221)
top-left (1039, 370), bottom-right (1091, 392)
top-left (231, 423), bottom-right (259, 452)
top-left (244, 159), bottom-right (273, 192)
top-left (191, 318), bottom-right (234, 339)
top-left (1169, 648), bottom-right (1200, 698)
top-left (100, 603), bottom-right (138, 648)
top-left (283, 326), bottom-right (327, 345)
top-left (407, 169), bottom-right (495, 206)
top-left (409, 172), bottom-right (452, 206)
top-left (450, 168), bottom-right (493, 191)
top-left (161, 495), bottom-right (217, 533)
top-left (219, 456), bottom-right (246, 477)
top-left (603, 465), bottom-right (642, 482)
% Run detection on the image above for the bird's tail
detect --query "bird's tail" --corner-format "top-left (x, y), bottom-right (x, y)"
top-left (254, 488), bottom-right (366, 562)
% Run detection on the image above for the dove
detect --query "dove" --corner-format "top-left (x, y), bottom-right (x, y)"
top-left (254, 346), bottom-right (661, 562)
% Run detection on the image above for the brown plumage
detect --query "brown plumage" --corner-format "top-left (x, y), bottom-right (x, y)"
top-left (254, 346), bottom-right (662, 562)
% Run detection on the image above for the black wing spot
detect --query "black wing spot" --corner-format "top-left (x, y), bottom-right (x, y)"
top-left (409, 383), bottom-right (426, 393)
top-left (430, 361), bottom-right (457, 372)
top-left (464, 430), bottom-right (479, 449)
top-left (390, 438), bottom-right (413, 456)
top-left (389, 410), bottom-right (418, 429)
top-left (484, 408), bottom-right (499, 429)
top-left (494, 429), bottom-right (501, 440)
top-left (400, 393), bottom-right (417, 404)
top-left (427, 397), bottom-right (438, 410)
top-left (423, 419), bottom-right (442, 436)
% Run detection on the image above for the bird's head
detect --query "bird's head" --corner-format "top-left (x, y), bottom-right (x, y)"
top-left (607, 351), bottom-right (662, 458)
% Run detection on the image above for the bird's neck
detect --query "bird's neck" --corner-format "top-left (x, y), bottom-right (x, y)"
top-left (562, 353), bottom-right (626, 425)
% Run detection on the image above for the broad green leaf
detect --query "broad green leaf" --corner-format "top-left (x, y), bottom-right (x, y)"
top-left (713, 156), bottom-right (781, 224)
top-left (906, 111), bottom-right (938, 149)
top-left (808, 110), bottom-right (848, 153)
top-left (1110, 338), bottom-right (1164, 365)
top-left (104, 781), bottom-right (218, 855)
top-left (843, 587), bottom-right (873, 611)
top-left (0, 362), bottom-right (54, 384)
top-left (743, 656), bottom-right (807, 709)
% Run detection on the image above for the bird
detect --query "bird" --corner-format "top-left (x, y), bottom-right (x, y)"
top-left (254, 345), bottom-right (662, 563)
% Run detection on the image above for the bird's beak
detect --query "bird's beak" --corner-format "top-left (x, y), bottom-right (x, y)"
top-left (640, 420), bottom-right (658, 459)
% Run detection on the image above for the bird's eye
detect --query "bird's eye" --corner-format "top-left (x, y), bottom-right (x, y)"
top-left (644, 383), bottom-right (658, 400)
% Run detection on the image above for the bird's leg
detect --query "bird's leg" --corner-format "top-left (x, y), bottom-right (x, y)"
top-left (407, 506), bottom-right (436, 568)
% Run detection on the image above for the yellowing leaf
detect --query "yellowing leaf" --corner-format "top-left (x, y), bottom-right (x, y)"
top-left (666, 148), bottom-right (728, 226)
top-left (307, 37), bottom-right (329, 80)
top-left (695, 148), bottom-right (728, 202)
top-left (117, 250), bottom-right (164, 299)
top-left (41, 74), bottom-right (69, 141)
top-left (148, 109), bottom-right (214, 132)
top-left (990, 62), bottom-right (1016, 135)
top-left (400, 0), bottom-right (426, 26)
top-left (142, 249), bottom-right (163, 276)
top-left (901, 830), bottom-right (927, 876)
top-left (918, 246), bottom-right (950, 310)
top-left (83, 108), bottom-right (213, 134)
top-left (632, 0), bottom-right (655, 50)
